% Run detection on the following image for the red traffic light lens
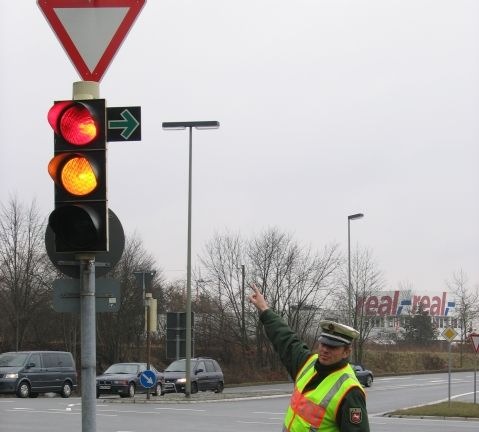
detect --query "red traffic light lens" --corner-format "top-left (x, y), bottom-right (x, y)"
top-left (60, 105), bottom-right (98, 145)
top-left (48, 102), bottom-right (99, 146)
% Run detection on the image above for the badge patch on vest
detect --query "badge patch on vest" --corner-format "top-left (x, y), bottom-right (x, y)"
top-left (349, 408), bottom-right (362, 424)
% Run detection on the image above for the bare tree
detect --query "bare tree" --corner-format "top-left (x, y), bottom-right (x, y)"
top-left (96, 232), bottom-right (165, 368)
top-left (199, 228), bottom-right (341, 371)
top-left (198, 231), bottom-right (248, 356)
top-left (284, 244), bottom-right (342, 344)
top-left (336, 247), bottom-right (385, 363)
top-left (446, 269), bottom-right (479, 365)
top-left (0, 197), bottom-right (55, 350)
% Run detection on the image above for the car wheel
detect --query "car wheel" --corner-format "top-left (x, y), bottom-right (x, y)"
top-left (16, 381), bottom-right (31, 398)
top-left (191, 381), bottom-right (198, 394)
top-left (60, 382), bottom-right (73, 398)
top-left (128, 382), bottom-right (135, 397)
top-left (153, 383), bottom-right (163, 396)
top-left (365, 375), bottom-right (373, 387)
top-left (215, 381), bottom-right (224, 393)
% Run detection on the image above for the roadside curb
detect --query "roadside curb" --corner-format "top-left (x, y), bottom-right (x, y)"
top-left (384, 414), bottom-right (479, 422)
top-left (97, 392), bottom-right (291, 404)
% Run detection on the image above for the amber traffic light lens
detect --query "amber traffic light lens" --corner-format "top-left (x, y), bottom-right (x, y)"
top-left (60, 157), bottom-right (98, 196)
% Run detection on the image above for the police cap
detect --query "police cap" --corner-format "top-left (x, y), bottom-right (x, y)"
top-left (318, 320), bottom-right (360, 347)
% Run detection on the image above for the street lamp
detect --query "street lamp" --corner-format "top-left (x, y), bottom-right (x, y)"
top-left (162, 120), bottom-right (220, 397)
top-left (347, 213), bottom-right (364, 326)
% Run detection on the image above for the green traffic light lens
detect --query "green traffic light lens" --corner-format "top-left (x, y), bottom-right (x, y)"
top-left (49, 206), bottom-right (99, 249)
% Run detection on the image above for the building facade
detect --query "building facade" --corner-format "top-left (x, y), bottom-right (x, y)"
top-left (358, 290), bottom-right (458, 342)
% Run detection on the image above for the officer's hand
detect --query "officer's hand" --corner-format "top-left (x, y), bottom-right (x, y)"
top-left (248, 284), bottom-right (269, 312)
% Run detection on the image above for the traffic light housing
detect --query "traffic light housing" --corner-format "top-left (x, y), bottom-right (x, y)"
top-left (47, 99), bottom-right (108, 253)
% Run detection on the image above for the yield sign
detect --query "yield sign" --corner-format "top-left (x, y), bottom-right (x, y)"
top-left (38, 0), bottom-right (146, 82)
top-left (471, 333), bottom-right (479, 353)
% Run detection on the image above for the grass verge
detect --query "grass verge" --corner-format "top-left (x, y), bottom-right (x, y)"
top-left (388, 401), bottom-right (479, 419)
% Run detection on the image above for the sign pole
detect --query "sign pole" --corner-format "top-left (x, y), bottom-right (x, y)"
top-left (474, 354), bottom-right (477, 404)
top-left (79, 255), bottom-right (97, 432)
top-left (448, 340), bottom-right (451, 407)
top-left (442, 326), bottom-right (458, 408)
top-left (146, 293), bottom-right (151, 401)
top-left (470, 333), bottom-right (479, 404)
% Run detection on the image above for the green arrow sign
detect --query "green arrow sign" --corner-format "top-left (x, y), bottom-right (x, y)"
top-left (108, 109), bottom-right (139, 139)
top-left (107, 106), bottom-right (141, 141)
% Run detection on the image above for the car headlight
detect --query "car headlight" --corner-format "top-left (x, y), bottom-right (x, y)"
top-left (112, 380), bottom-right (129, 385)
top-left (176, 378), bottom-right (186, 384)
top-left (5, 373), bottom-right (18, 379)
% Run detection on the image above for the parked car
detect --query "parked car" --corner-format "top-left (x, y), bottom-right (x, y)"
top-left (96, 362), bottom-right (164, 398)
top-left (0, 351), bottom-right (77, 398)
top-left (163, 357), bottom-right (224, 394)
top-left (352, 364), bottom-right (374, 387)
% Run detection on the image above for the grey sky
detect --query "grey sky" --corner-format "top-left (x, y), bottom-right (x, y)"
top-left (1, 1), bottom-right (478, 292)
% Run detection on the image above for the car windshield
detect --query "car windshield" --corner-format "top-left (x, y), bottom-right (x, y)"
top-left (0, 353), bottom-right (29, 367)
top-left (165, 359), bottom-right (187, 372)
top-left (104, 364), bottom-right (140, 374)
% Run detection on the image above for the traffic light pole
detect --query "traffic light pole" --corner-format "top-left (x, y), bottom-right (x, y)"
top-left (79, 254), bottom-right (97, 432)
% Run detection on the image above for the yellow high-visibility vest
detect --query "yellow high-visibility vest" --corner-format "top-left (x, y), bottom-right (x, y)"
top-left (283, 355), bottom-right (364, 431)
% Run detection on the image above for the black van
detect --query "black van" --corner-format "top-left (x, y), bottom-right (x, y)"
top-left (0, 351), bottom-right (77, 398)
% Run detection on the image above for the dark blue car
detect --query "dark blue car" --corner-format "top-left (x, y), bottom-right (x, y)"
top-left (163, 357), bottom-right (224, 394)
top-left (352, 364), bottom-right (374, 387)
top-left (96, 362), bottom-right (164, 398)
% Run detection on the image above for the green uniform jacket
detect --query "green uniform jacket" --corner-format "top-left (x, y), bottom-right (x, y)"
top-left (260, 309), bottom-right (370, 432)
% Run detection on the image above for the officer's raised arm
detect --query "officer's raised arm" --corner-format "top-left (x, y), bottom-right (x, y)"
top-left (248, 284), bottom-right (269, 312)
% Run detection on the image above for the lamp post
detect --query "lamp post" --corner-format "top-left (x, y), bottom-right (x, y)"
top-left (241, 264), bottom-right (246, 348)
top-left (162, 121), bottom-right (220, 397)
top-left (347, 213), bottom-right (364, 326)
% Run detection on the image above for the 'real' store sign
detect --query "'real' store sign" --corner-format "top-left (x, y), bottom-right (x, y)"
top-left (358, 290), bottom-right (456, 317)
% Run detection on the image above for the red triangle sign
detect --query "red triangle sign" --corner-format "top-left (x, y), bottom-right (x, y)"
top-left (471, 333), bottom-right (479, 353)
top-left (38, 0), bottom-right (146, 82)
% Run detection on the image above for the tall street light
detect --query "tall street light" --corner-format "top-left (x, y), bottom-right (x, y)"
top-left (348, 213), bottom-right (364, 326)
top-left (162, 120), bottom-right (220, 397)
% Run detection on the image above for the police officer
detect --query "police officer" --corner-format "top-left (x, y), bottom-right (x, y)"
top-left (249, 284), bottom-right (370, 432)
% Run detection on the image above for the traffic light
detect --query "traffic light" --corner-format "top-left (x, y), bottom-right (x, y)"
top-left (47, 99), bottom-right (108, 253)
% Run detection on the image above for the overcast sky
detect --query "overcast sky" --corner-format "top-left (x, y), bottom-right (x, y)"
top-left (1, 1), bottom-right (478, 293)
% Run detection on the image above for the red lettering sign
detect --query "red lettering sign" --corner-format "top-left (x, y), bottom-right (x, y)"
top-left (359, 291), bottom-right (450, 317)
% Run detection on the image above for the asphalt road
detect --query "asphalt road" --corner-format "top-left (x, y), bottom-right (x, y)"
top-left (1, 371), bottom-right (478, 431)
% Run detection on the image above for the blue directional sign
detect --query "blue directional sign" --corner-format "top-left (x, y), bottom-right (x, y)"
top-left (140, 370), bottom-right (157, 389)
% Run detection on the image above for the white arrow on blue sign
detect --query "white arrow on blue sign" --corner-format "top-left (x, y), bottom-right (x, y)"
top-left (140, 370), bottom-right (157, 389)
